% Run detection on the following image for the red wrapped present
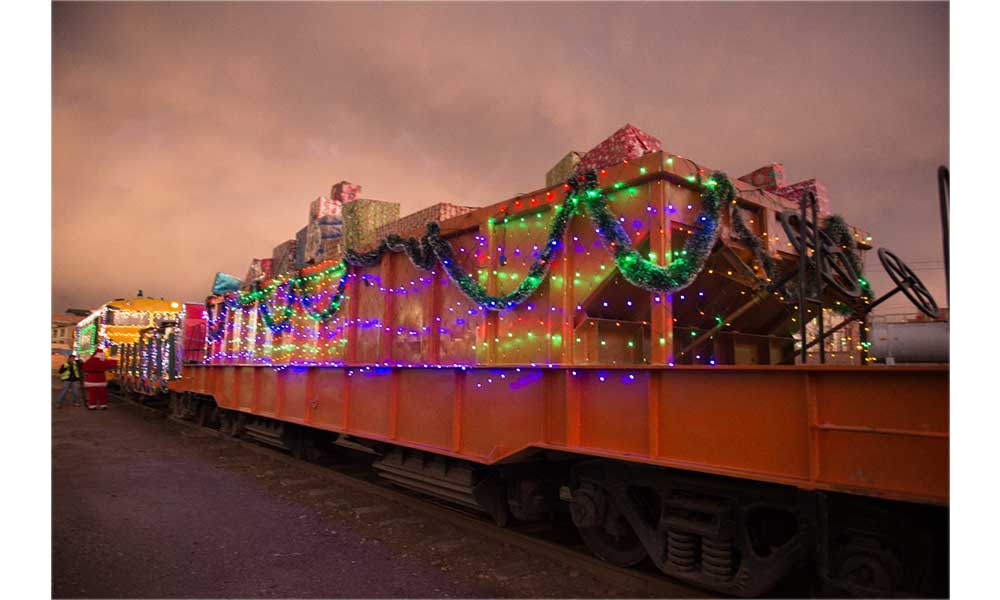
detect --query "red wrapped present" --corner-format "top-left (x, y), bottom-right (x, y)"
top-left (576, 123), bottom-right (662, 173)
top-left (738, 164), bottom-right (787, 191)
top-left (772, 179), bottom-right (830, 216)
top-left (331, 181), bottom-right (362, 204)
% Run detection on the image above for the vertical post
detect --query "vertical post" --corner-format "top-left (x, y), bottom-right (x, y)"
top-left (380, 254), bottom-right (395, 364)
top-left (451, 369), bottom-right (464, 452)
top-left (484, 221), bottom-right (499, 364)
top-left (346, 266), bottom-right (360, 365)
top-left (565, 370), bottom-right (582, 447)
top-left (810, 191), bottom-right (826, 364)
top-left (859, 316), bottom-right (870, 365)
top-left (558, 188), bottom-right (576, 365)
top-left (647, 370), bottom-right (661, 458)
top-left (427, 269), bottom-right (442, 364)
top-left (388, 368), bottom-right (399, 439)
top-left (797, 192), bottom-right (809, 364)
top-left (650, 179), bottom-right (674, 364)
top-left (938, 166), bottom-right (950, 303)
top-left (304, 367), bottom-right (316, 425)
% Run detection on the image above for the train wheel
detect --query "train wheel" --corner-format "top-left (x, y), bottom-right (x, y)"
top-left (829, 536), bottom-right (902, 597)
top-left (571, 481), bottom-right (648, 567)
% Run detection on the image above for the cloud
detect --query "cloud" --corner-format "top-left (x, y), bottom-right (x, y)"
top-left (52, 1), bottom-right (948, 315)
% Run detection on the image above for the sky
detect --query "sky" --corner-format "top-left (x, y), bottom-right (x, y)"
top-left (52, 1), bottom-right (949, 315)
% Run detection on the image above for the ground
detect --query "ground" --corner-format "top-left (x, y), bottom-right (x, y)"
top-left (51, 386), bottom-right (652, 599)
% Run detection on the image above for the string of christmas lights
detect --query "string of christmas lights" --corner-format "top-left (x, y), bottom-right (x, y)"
top-left (210, 169), bottom-right (732, 340)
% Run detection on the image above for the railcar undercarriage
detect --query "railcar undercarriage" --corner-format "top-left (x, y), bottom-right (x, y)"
top-left (164, 391), bottom-right (947, 597)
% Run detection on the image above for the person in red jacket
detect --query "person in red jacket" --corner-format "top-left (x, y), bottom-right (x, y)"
top-left (82, 350), bottom-right (117, 410)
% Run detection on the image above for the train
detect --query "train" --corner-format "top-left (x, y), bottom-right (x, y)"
top-left (111, 126), bottom-right (949, 597)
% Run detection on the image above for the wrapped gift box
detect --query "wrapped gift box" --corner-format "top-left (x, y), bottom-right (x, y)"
top-left (309, 196), bottom-right (344, 225)
top-left (738, 164), bottom-right (787, 191)
top-left (373, 203), bottom-right (475, 240)
top-left (773, 179), bottom-right (830, 217)
top-left (304, 221), bottom-right (323, 264)
top-left (243, 258), bottom-right (273, 289)
top-left (295, 226), bottom-right (308, 268)
top-left (576, 123), bottom-right (662, 173)
top-left (318, 223), bottom-right (343, 239)
top-left (343, 198), bottom-right (400, 250)
top-left (320, 238), bottom-right (345, 263)
top-left (271, 239), bottom-right (298, 276)
top-left (212, 272), bottom-right (242, 295)
top-left (331, 181), bottom-right (362, 204)
top-left (545, 151), bottom-right (581, 188)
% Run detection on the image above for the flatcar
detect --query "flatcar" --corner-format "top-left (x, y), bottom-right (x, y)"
top-left (116, 130), bottom-right (948, 597)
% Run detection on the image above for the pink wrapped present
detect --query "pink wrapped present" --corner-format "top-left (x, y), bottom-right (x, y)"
top-left (243, 258), bottom-right (273, 289)
top-left (373, 203), bottom-right (476, 240)
top-left (331, 181), bottom-right (362, 203)
top-left (576, 124), bottom-right (662, 173)
top-left (772, 179), bottom-right (830, 217)
top-left (309, 196), bottom-right (344, 225)
top-left (738, 164), bottom-right (787, 191)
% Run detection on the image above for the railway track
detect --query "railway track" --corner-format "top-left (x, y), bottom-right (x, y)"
top-left (112, 389), bottom-right (711, 598)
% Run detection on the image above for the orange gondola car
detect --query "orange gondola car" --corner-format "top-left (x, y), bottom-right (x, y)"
top-left (132, 131), bottom-right (947, 596)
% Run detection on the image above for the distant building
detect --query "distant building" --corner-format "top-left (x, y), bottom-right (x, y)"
top-left (51, 312), bottom-right (85, 370)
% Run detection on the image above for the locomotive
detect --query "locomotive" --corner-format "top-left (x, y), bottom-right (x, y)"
top-left (114, 126), bottom-right (948, 597)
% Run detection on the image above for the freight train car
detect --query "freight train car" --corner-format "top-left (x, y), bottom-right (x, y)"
top-left (74, 296), bottom-right (185, 359)
top-left (124, 128), bottom-right (948, 597)
top-left (116, 302), bottom-right (204, 397)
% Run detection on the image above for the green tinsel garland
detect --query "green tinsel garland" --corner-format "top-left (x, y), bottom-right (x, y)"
top-left (215, 170), bottom-right (731, 333)
top-left (580, 170), bottom-right (733, 293)
top-left (823, 214), bottom-right (873, 298)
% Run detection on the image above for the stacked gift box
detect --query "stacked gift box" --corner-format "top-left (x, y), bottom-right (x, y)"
top-left (772, 179), bottom-right (830, 217)
top-left (343, 198), bottom-right (401, 251)
top-left (320, 237), bottom-right (345, 263)
top-left (373, 203), bottom-right (475, 241)
top-left (294, 226), bottom-right (308, 269)
top-left (309, 196), bottom-right (345, 228)
top-left (271, 239), bottom-right (298, 277)
top-left (545, 151), bottom-right (581, 188)
top-left (212, 272), bottom-right (242, 295)
top-left (575, 123), bottom-right (662, 173)
top-left (242, 258), bottom-right (272, 290)
top-left (330, 180), bottom-right (361, 204)
top-left (737, 164), bottom-right (787, 191)
top-left (303, 203), bottom-right (345, 265)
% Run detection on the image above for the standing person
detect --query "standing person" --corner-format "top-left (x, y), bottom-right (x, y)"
top-left (55, 355), bottom-right (83, 408)
top-left (82, 350), bottom-right (117, 411)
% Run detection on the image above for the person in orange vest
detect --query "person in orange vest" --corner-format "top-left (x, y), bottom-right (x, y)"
top-left (82, 350), bottom-right (117, 410)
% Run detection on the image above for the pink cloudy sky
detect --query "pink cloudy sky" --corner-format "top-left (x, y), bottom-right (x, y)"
top-left (52, 1), bottom-right (948, 314)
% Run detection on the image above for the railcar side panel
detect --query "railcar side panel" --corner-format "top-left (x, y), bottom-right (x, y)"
top-left (176, 364), bottom-right (947, 505)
